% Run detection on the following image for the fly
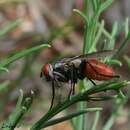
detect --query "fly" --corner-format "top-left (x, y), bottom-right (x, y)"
top-left (40, 50), bottom-right (119, 109)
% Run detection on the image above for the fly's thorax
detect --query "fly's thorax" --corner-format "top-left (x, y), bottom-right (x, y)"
top-left (77, 60), bottom-right (86, 80)
top-left (54, 63), bottom-right (63, 68)
top-left (68, 59), bottom-right (81, 68)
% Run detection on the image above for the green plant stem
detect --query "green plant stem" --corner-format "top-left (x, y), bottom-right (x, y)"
top-left (42, 108), bottom-right (102, 128)
top-left (73, 9), bottom-right (88, 24)
top-left (2, 107), bottom-right (27, 130)
top-left (102, 88), bottom-right (130, 130)
top-left (1, 90), bottom-right (33, 130)
top-left (91, 20), bottom-right (105, 51)
top-left (76, 102), bottom-right (86, 130)
top-left (0, 19), bottom-right (22, 37)
top-left (124, 18), bottom-right (129, 37)
top-left (0, 44), bottom-right (50, 69)
top-left (113, 30), bottom-right (130, 58)
top-left (31, 80), bottom-right (128, 130)
top-left (30, 94), bottom-right (83, 130)
top-left (88, 95), bottom-right (117, 101)
top-left (90, 111), bottom-right (100, 130)
top-left (102, 114), bottom-right (116, 130)
top-left (124, 55), bottom-right (130, 68)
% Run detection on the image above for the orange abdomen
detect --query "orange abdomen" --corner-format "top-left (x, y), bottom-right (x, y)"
top-left (85, 59), bottom-right (115, 80)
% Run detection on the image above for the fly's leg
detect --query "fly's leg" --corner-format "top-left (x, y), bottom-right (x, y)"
top-left (88, 78), bottom-right (97, 86)
top-left (53, 71), bottom-right (67, 104)
top-left (49, 72), bottom-right (65, 110)
top-left (72, 83), bottom-right (75, 95)
top-left (68, 63), bottom-right (76, 100)
top-left (49, 80), bottom-right (55, 110)
top-left (68, 81), bottom-right (73, 100)
top-left (71, 63), bottom-right (76, 95)
top-left (54, 78), bottom-right (62, 104)
top-left (68, 82), bottom-right (75, 100)
top-left (86, 61), bottom-right (120, 79)
top-left (72, 63), bottom-right (77, 95)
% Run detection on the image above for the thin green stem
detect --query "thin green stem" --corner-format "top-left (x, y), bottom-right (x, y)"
top-left (31, 80), bottom-right (129, 130)
top-left (42, 108), bottom-right (102, 129)
top-left (73, 9), bottom-right (88, 24)
top-left (102, 114), bottom-right (116, 130)
top-left (90, 111), bottom-right (100, 130)
top-left (0, 19), bottom-right (22, 37)
top-left (0, 44), bottom-right (50, 68)
top-left (1, 90), bottom-right (33, 130)
top-left (113, 31), bottom-right (130, 58)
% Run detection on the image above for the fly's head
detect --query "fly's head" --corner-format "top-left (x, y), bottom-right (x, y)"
top-left (40, 64), bottom-right (54, 81)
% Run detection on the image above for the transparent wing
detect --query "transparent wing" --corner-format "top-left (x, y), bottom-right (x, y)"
top-left (58, 50), bottom-right (114, 63)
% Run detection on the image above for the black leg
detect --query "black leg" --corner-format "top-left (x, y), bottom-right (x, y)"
top-left (71, 63), bottom-right (77, 95)
top-left (88, 78), bottom-right (97, 86)
top-left (53, 78), bottom-right (62, 104)
top-left (53, 71), bottom-right (66, 79)
top-left (55, 78), bottom-right (62, 104)
top-left (68, 63), bottom-right (75, 100)
top-left (72, 83), bottom-right (75, 95)
top-left (49, 80), bottom-right (55, 110)
top-left (68, 81), bottom-right (73, 100)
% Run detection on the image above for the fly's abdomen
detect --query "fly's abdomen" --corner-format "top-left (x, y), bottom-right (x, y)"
top-left (85, 59), bottom-right (115, 80)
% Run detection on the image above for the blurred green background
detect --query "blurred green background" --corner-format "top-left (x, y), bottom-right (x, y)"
top-left (0, 0), bottom-right (130, 130)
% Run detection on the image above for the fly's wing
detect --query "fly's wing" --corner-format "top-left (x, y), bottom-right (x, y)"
top-left (58, 50), bottom-right (114, 64)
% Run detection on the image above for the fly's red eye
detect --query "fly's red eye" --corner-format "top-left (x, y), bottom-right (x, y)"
top-left (41, 64), bottom-right (53, 81)
top-left (43, 64), bottom-right (50, 77)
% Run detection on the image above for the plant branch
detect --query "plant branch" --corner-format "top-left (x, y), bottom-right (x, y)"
top-left (31, 80), bottom-right (129, 130)
top-left (1, 90), bottom-right (34, 130)
top-left (42, 108), bottom-right (102, 129)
